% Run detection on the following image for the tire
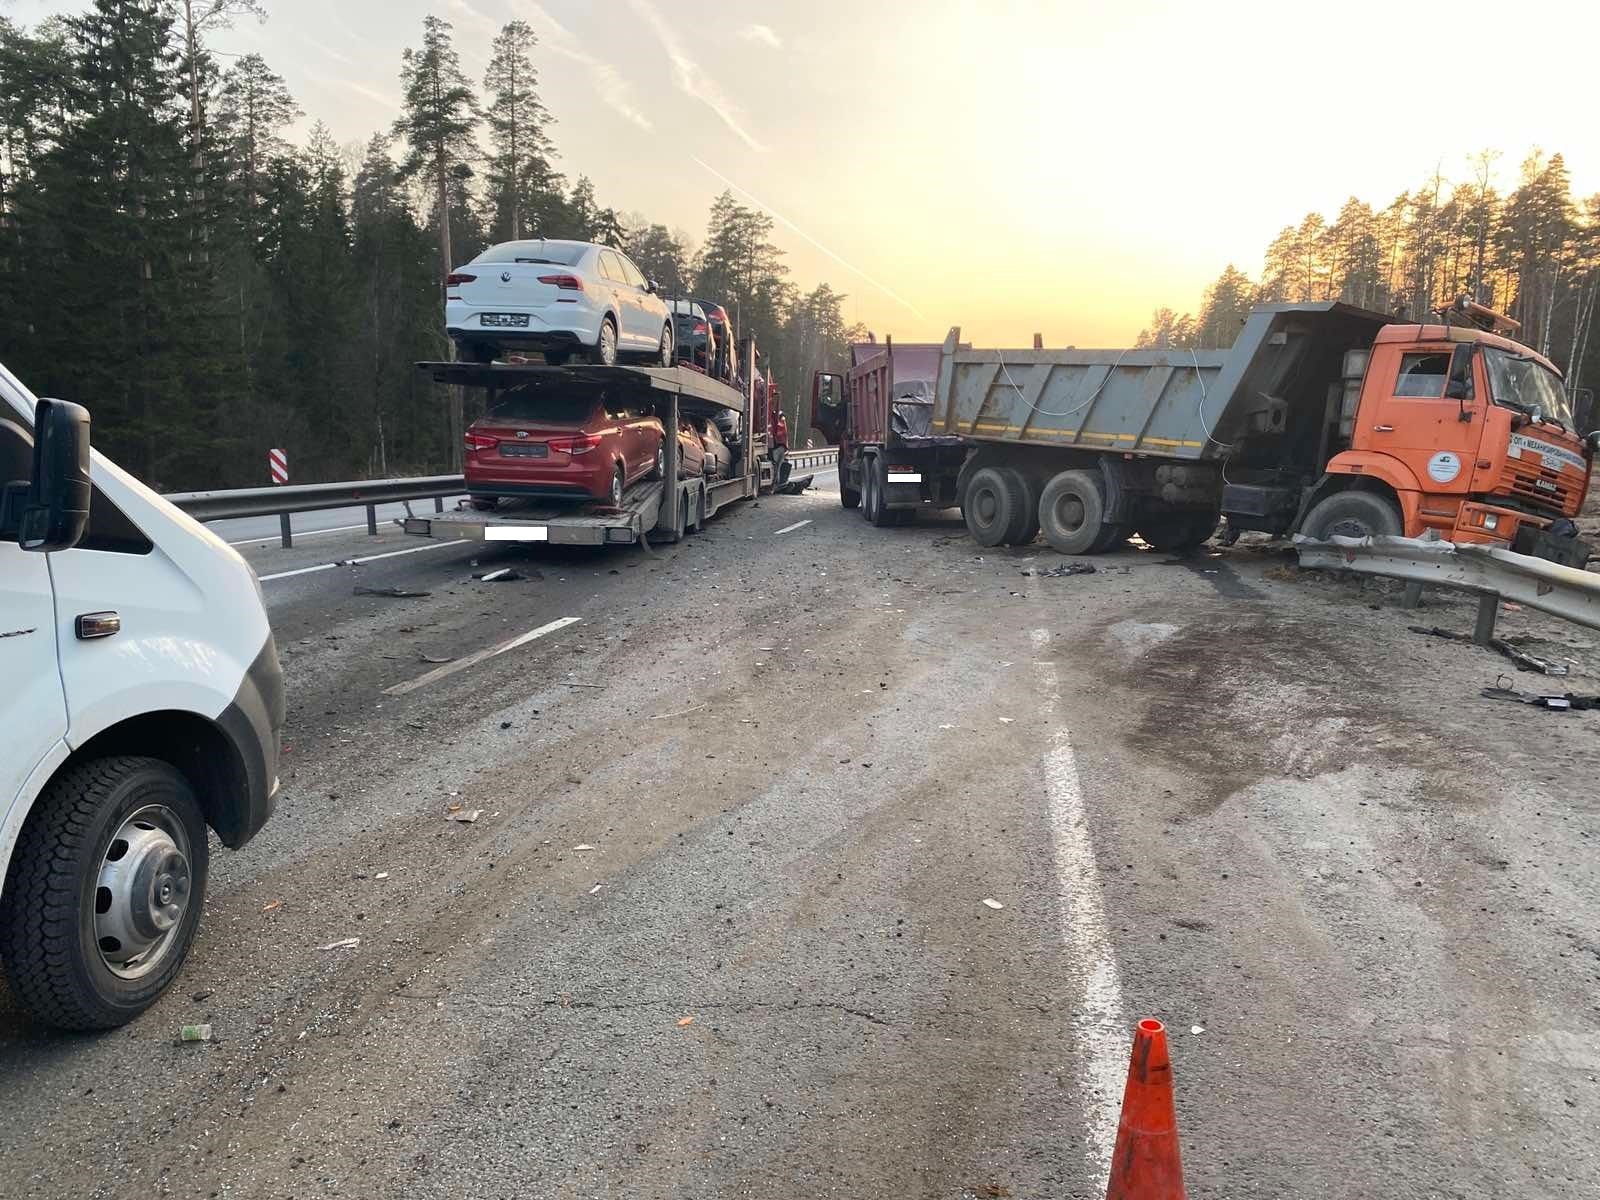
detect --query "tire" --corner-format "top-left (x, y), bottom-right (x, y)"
top-left (469, 495), bottom-right (497, 512)
top-left (963, 466), bottom-right (1025, 546)
top-left (1090, 523), bottom-right (1132, 554)
top-left (658, 323), bottom-right (674, 367)
top-left (0, 757), bottom-right (210, 1031)
top-left (590, 317), bottom-right (619, 366)
top-left (1301, 491), bottom-right (1402, 541)
top-left (607, 465), bottom-right (625, 508)
top-left (647, 443), bottom-right (665, 482)
top-left (1139, 512), bottom-right (1219, 553)
top-left (1038, 469), bottom-right (1107, 555)
top-left (462, 341), bottom-right (497, 365)
top-left (1007, 469), bottom-right (1042, 545)
top-left (864, 459), bottom-right (895, 527)
top-left (687, 488), bottom-right (707, 533)
top-left (840, 462), bottom-right (862, 509)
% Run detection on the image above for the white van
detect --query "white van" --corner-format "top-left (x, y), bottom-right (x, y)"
top-left (0, 360), bottom-right (283, 1030)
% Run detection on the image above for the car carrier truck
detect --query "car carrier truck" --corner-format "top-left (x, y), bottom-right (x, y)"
top-left (403, 345), bottom-right (782, 547)
top-left (810, 338), bottom-right (967, 525)
top-left (908, 298), bottom-right (1595, 558)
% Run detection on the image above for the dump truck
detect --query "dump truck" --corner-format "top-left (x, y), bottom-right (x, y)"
top-left (810, 339), bottom-right (967, 525)
top-left (914, 298), bottom-right (1595, 558)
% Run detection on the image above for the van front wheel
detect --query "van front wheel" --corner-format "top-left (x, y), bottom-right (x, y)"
top-left (0, 757), bottom-right (210, 1030)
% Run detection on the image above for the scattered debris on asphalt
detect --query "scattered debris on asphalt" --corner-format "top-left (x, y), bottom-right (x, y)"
top-left (418, 653), bottom-right (454, 664)
top-left (1021, 563), bottom-right (1097, 578)
top-left (1480, 684), bottom-right (1600, 711)
top-left (179, 1024), bottom-right (213, 1043)
top-left (998, 717), bottom-right (1014, 724)
top-left (446, 809), bottom-right (483, 823)
top-left (474, 568), bottom-right (524, 582)
top-left (589, 884), bottom-right (601, 895)
top-left (261, 899), bottom-right (282, 914)
top-left (982, 897), bottom-right (1005, 910)
top-left (573, 843), bottom-right (596, 852)
top-left (318, 937), bottom-right (361, 952)
top-left (375, 872), bottom-right (390, 880)
top-left (1191, 1025), bottom-right (1206, 1035)
top-left (676, 1015), bottom-right (696, 1027)
top-left (1410, 625), bottom-right (1570, 675)
top-left (353, 585), bottom-right (431, 598)
top-left (190, 990), bottom-right (213, 1003)
top-left (973, 1184), bottom-right (1012, 1199)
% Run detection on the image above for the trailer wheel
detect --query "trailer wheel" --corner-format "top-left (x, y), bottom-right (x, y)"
top-left (1302, 491), bottom-right (1402, 541)
top-left (963, 467), bottom-right (1025, 546)
top-left (1139, 512), bottom-right (1219, 553)
top-left (1038, 470), bottom-right (1106, 555)
top-left (840, 465), bottom-right (861, 509)
top-left (0, 757), bottom-right (210, 1030)
top-left (1000, 469), bottom-right (1039, 545)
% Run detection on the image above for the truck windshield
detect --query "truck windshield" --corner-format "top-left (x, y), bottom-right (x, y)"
top-left (1483, 347), bottom-right (1573, 428)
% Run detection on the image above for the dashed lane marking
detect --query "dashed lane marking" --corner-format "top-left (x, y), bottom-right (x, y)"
top-left (774, 519), bottom-right (813, 535)
top-left (256, 540), bottom-right (471, 583)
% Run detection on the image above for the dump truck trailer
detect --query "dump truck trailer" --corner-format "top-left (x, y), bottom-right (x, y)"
top-left (927, 299), bottom-right (1595, 557)
top-left (810, 339), bottom-right (967, 525)
top-left (402, 357), bottom-right (776, 546)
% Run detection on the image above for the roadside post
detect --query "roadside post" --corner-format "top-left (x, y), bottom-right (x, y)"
top-left (269, 448), bottom-right (291, 547)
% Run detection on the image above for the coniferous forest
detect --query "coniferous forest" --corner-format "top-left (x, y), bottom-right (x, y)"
top-left (0, 1), bottom-right (862, 489)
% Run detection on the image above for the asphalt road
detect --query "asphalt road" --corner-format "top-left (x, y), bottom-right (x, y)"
top-left (2, 471), bottom-right (1598, 1199)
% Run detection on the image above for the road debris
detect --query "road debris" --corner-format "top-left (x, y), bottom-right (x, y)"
top-left (589, 884), bottom-right (602, 895)
top-left (973, 1185), bottom-right (1012, 1198)
top-left (573, 843), bottom-right (596, 852)
top-left (447, 809), bottom-right (483, 823)
top-left (375, 872), bottom-right (390, 880)
top-left (1021, 563), bottom-right (1097, 578)
top-left (474, 568), bottom-right (524, 583)
top-left (1409, 625), bottom-right (1569, 675)
top-left (981, 897), bottom-right (1005, 910)
top-left (353, 585), bottom-right (431, 598)
top-left (418, 653), bottom-right (455, 664)
top-left (179, 1024), bottom-right (213, 1043)
top-left (998, 717), bottom-right (1014, 724)
top-left (261, 899), bottom-right (282, 914)
top-left (190, 990), bottom-right (213, 1003)
top-left (318, 938), bottom-right (360, 952)
top-left (676, 1015), bottom-right (696, 1027)
top-left (1480, 683), bottom-right (1600, 711)
top-left (1191, 1025), bottom-right (1206, 1035)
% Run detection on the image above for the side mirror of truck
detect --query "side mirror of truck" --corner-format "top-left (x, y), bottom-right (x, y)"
top-left (17, 398), bottom-right (92, 553)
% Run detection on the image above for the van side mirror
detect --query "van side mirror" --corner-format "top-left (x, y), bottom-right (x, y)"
top-left (17, 398), bottom-right (92, 553)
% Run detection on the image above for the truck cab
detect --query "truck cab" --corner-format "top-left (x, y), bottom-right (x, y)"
top-left (0, 360), bottom-right (283, 1030)
top-left (1314, 306), bottom-right (1592, 562)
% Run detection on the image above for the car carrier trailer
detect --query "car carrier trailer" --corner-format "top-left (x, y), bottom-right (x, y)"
top-left (402, 358), bottom-right (777, 546)
top-left (926, 298), bottom-right (1595, 558)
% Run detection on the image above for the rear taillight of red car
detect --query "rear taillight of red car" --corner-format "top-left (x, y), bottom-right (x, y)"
top-left (464, 431), bottom-right (498, 453)
top-left (548, 432), bottom-right (603, 455)
top-left (538, 274), bottom-right (584, 291)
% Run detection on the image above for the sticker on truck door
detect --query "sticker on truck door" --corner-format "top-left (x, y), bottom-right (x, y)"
top-left (1426, 451), bottom-right (1462, 483)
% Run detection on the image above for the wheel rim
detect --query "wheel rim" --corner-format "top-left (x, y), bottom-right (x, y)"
top-left (1052, 493), bottom-right (1086, 535)
top-left (600, 321), bottom-right (617, 365)
top-left (655, 446), bottom-right (665, 478)
top-left (94, 804), bottom-right (193, 981)
top-left (1327, 517), bottom-right (1374, 538)
top-left (661, 326), bottom-right (673, 366)
top-left (611, 469), bottom-right (624, 507)
top-left (974, 487), bottom-right (999, 525)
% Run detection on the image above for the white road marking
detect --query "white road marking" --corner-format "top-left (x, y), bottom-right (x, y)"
top-left (774, 519), bottom-right (812, 535)
top-left (257, 539), bottom-right (470, 582)
top-left (1030, 626), bottom-right (1128, 1183)
top-left (383, 617), bottom-right (581, 696)
top-left (228, 521), bottom-right (370, 545)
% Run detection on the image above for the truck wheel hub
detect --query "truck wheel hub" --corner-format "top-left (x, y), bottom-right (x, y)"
top-left (94, 806), bottom-right (192, 979)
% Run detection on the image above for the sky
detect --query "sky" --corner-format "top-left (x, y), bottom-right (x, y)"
top-left (10, 0), bottom-right (1600, 346)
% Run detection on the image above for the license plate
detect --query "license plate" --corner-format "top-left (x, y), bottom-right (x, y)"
top-left (499, 443), bottom-right (547, 458)
top-left (481, 313), bottom-right (530, 328)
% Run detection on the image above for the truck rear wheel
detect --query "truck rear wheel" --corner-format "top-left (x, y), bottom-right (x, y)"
top-left (0, 757), bottom-right (210, 1030)
top-left (1003, 469), bottom-right (1040, 545)
top-left (864, 459), bottom-right (896, 528)
top-left (1302, 491), bottom-right (1402, 541)
top-left (964, 467), bottom-right (1028, 546)
top-left (1038, 470), bottom-right (1107, 555)
top-left (840, 466), bottom-right (861, 509)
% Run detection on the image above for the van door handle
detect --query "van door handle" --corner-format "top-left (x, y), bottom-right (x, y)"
top-left (1373, 424), bottom-right (1394, 433)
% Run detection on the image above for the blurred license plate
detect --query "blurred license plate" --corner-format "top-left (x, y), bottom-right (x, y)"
top-left (481, 313), bottom-right (530, 328)
top-left (499, 443), bottom-right (547, 458)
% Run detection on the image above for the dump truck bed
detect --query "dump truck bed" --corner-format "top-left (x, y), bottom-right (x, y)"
top-left (932, 302), bottom-right (1393, 462)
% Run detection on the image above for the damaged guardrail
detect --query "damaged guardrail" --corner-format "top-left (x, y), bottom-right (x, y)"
top-left (1294, 532), bottom-right (1600, 638)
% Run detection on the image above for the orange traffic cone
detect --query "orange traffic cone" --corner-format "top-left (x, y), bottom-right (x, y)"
top-left (1105, 1018), bottom-right (1186, 1199)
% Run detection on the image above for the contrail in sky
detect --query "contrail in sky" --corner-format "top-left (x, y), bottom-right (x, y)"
top-left (691, 156), bottom-right (927, 321)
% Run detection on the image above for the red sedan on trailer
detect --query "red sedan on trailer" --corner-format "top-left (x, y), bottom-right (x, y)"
top-left (464, 388), bottom-right (665, 510)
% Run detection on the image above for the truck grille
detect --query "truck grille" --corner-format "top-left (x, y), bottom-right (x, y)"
top-left (1499, 459), bottom-right (1579, 517)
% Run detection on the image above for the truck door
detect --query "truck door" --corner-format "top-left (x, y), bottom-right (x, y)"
top-left (812, 372), bottom-right (846, 443)
top-left (0, 418), bottom-right (69, 815)
top-left (1362, 342), bottom-right (1478, 494)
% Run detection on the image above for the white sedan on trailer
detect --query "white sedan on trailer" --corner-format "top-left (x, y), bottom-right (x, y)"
top-left (446, 239), bottom-right (674, 368)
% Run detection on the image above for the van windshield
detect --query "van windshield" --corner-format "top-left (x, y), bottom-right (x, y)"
top-left (1484, 347), bottom-right (1574, 428)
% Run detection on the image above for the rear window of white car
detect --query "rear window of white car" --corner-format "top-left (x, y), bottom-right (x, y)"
top-left (475, 241), bottom-right (587, 267)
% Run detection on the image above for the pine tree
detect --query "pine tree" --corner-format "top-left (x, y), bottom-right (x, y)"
top-left (481, 19), bottom-right (559, 243)
top-left (394, 14), bottom-right (479, 283)
top-left (1192, 266), bottom-right (1255, 349)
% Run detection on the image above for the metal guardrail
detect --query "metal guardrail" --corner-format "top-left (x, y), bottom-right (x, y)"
top-left (785, 449), bottom-right (837, 469)
top-left (166, 475), bottom-right (464, 548)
